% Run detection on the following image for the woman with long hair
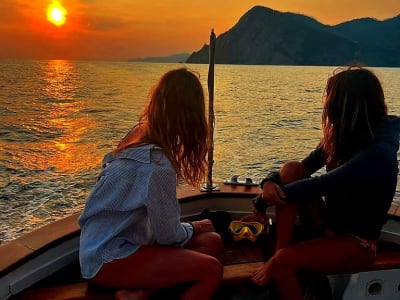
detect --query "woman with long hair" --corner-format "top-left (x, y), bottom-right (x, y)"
top-left (251, 65), bottom-right (400, 300)
top-left (79, 68), bottom-right (223, 300)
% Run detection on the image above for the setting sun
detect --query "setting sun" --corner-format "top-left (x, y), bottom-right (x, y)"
top-left (46, 1), bottom-right (67, 27)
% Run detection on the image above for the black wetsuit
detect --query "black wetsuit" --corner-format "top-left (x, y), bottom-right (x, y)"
top-left (261, 116), bottom-right (400, 240)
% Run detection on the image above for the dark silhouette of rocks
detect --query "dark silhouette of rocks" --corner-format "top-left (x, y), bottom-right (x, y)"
top-left (186, 6), bottom-right (400, 67)
top-left (129, 53), bottom-right (190, 63)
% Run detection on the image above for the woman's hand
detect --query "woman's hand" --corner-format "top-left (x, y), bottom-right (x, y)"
top-left (241, 212), bottom-right (267, 224)
top-left (262, 181), bottom-right (286, 206)
top-left (190, 219), bottom-right (215, 234)
top-left (252, 209), bottom-right (269, 224)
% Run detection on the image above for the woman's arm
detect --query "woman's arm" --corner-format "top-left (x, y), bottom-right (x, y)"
top-left (146, 164), bottom-right (194, 246)
top-left (282, 142), bottom-right (398, 202)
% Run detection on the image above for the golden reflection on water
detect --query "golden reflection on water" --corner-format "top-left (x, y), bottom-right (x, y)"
top-left (44, 60), bottom-right (76, 99)
top-left (16, 60), bottom-right (101, 173)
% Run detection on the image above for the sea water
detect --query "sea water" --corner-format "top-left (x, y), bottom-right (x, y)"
top-left (0, 61), bottom-right (399, 243)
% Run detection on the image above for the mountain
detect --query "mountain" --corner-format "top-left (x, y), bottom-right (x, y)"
top-left (129, 53), bottom-right (190, 63)
top-left (186, 6), bottom-right (400, 67)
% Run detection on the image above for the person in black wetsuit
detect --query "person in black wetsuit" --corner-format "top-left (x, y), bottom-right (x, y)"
top-left (251, 65), bottom-right (400, 300)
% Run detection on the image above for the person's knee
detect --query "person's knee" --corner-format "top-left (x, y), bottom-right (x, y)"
top-left (279, 161), bottom-right (308, 184)
top-left (203, 256), bottom-right (224, 280)
top-left (209, 232), bottom-right (224, 255)
top-left (214, 257), bottom-right (224, 278)
top-left (199, 232), bottom-right (223, 257)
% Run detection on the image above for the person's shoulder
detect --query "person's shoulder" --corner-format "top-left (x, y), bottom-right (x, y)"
top-left (373, 115), bottom-right (400, 149)
top-left (389, 115), bottom-right (400, 128)
top-left (376, 116), bottom-right (399, 134)
top-left (387, 115), bottom-right (400, 122)
top-left (116, 144), bottom-right (165, 163)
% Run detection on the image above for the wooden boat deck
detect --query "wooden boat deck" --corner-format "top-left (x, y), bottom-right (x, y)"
top-left (388, 203), bottom-right (400, 220)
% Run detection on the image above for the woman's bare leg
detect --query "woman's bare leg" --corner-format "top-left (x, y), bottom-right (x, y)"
top-left (252, 160), bottom-right (328, 298)
top-left (91, 234), bottom-right (223, 300)
top-left (275, 202), bottom-right (299, 249)
top-left (115, 289), bottom-right (153, 300)
top-left (274, 160), bottom-right (309, 249)
top-left (253, 234), bottom-right (375, 300)
top-left (185, 231), bottom-right (224, 258)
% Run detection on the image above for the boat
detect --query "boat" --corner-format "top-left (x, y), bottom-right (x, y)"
top-left (1, 30), bottom-right (400, 300)
top-left (1, 182), bottom-right (400, 300)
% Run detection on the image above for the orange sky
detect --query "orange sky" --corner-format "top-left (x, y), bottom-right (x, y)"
top-left (1, 0), bottom-right (399, 60)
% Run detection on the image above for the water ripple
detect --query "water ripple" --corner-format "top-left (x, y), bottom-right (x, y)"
top-left (0, 62), bottom-right (399, 244)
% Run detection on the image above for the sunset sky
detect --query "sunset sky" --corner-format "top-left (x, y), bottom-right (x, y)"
top-left (1, 0), bottom-right (399, 60)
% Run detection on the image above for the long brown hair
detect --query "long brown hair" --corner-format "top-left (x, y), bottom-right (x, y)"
top-left (114, 67), bottom-right (208, 187)
top-left (321, 65), bottom-right (387, 165)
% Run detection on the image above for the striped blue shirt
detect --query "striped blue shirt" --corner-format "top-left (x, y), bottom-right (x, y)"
top-left (78, 144), bottom-right (194, 279)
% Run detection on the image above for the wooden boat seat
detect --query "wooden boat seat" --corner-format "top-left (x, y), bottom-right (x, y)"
top-left (12, 249), bottom-right (400, 300)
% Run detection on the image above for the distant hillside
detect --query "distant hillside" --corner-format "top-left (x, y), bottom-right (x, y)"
top-left (129, 53), bottom-right (190, 63)
top-left (186, 6), bottom-right (400, 67)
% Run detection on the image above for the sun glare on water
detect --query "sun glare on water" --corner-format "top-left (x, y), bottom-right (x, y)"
top-left (46, 0), bottom-right (67, 27)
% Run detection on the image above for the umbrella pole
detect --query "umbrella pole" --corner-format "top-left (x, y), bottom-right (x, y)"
top-left (201, 29), bottom-right (220, 192)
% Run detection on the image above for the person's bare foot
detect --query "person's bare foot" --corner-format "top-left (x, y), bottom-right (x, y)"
top-left (115, 289), bottom-right (151, 300)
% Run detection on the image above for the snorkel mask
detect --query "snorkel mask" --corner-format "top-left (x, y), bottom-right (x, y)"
top-left (229, 221), bottom-right (264, 242)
